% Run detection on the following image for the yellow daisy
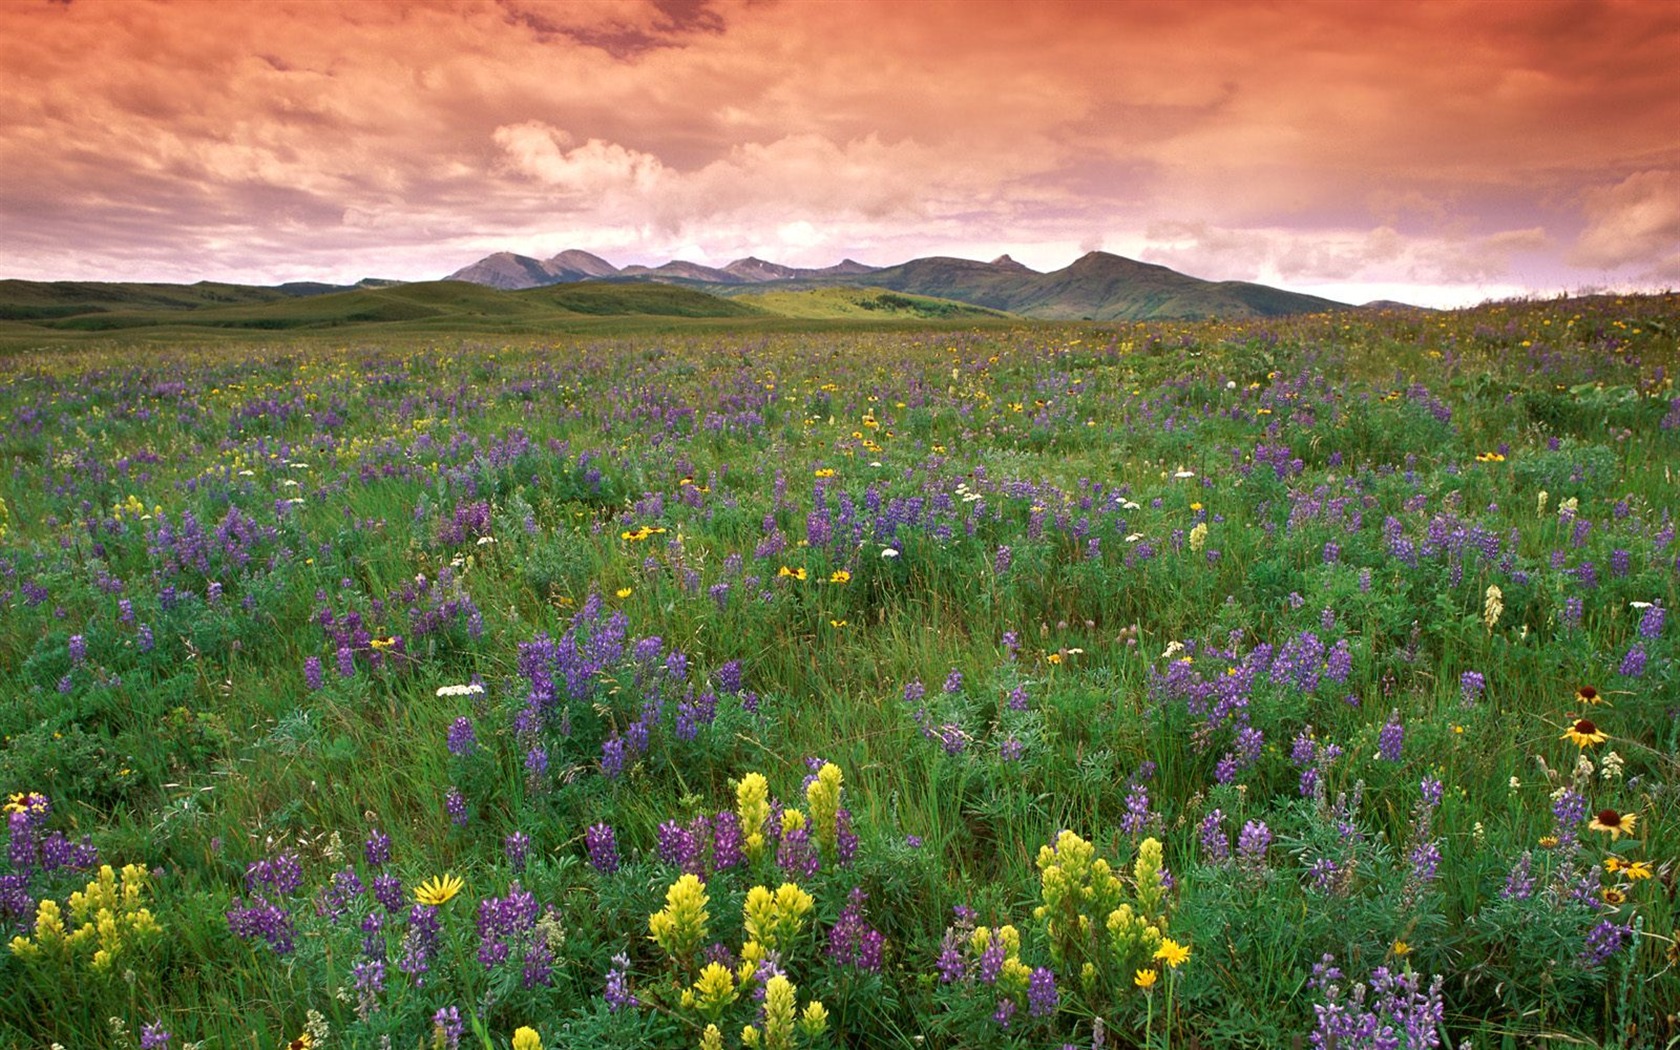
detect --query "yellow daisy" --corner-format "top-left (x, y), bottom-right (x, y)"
top-left (414, 873), bottom-right (464, 907)
top-left (1134, 968), bottom-right (1158, 990)
top-left (1153, 938), bottom-right (1191, 969)
top-left (1625, 860), bottom-right (1654, 880)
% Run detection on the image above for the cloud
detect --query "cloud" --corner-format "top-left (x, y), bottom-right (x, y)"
top-left (1570, 170), bottom-right (1680, 277)
top-left (1139, 221), bottom-right (1551, 287)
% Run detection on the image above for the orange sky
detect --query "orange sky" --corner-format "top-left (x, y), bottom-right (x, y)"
top-left (2, 0), bottom-right (1678, 305)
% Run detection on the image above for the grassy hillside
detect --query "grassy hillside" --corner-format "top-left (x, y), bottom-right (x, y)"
top-left (719, 285), bottom-right (1015, 320)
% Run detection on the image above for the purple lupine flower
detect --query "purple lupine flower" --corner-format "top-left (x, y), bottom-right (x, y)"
top-left (1619, 643), bottom-right (1648, 678)
top-left (446, 717), bottom-right (476, 757)
top-left (936, 931), bottom-right (967, 982)
top-left (993, 545), bottom-right (1013, 575)
top-left (365, 828), bottom-right (392, 867)
top-left (1007, 683), bottom-right (1030, 711)
top-left (601, 736), bottom-right (626, 779)
top-left (605, 952), bottom-right (638, 1011)
top-left (943, 668), bottom-right (963, 694)
top-left (977, 937), bottom-right (1006, 984)
top-left (1000, 737), bottom-right (1024, 762)
top-left (303, 656), bottom-right (324, 691)
top-left (1120, 782), bottom-right (1151, 834)
top-left (372, 873), bottom-right (404, 913)
top-left (1237, 820), bottom-right (1272, 872)
top-left (1419, 776), bottom-right (1444, 810)
top-left (137, 623), bottom-right (154, 652)
top-left (352, 957), bottom-right (386, 1018)
top-left (1377, 712), bottom-right (1404, 762)
top-left (712, 811), bottom-right (744, 870)
top-left (1028, 967), bottom-right (1059, 1017)
top-left (505, 831), bottom-right (531, 871)
top-left (398, 903), bottom-right (441, 986)
top-left (445, 788), bottom-right (469, 827)
top-left (227, 897), bottom-right (295, 955)
top-left (1459, 670), bottom-right (1485, 705)
top-left (1581, 919), bottom-right (1631, 966)
top-left (903, 680), bottom-right (925, 703)
top-left (1502, 852), bottom-right (1535, 900)
top-left (585, 823), bottom-right (619, 874)
top-left (1639, 604), bottom-right (1666, 639)
top-left (360, 910), bottom-right (385, 957)
top-left (1199, 810), bottom-right (1229, 863)
top-left (1409, 840), bottom-right (1442, 884)
top-left (139, 1022), bottom-right (172, 1049)
top-left (777, 823), bottom-right (820, 879)
top-left (992, 996), bottom-right (1017, 1028)
top-left (68, 634), bottom-right (87, 665)
top-left (1562, 596), bottom-right (1584, 629)
top-left (657, 820), bottom-right (700, 872)
top-left (835, 808), bottom-right (859, 866)
top-left (432, 1006), bottom-right (464, 1050)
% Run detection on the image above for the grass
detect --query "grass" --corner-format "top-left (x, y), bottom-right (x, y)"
top-left (0, 295), bottom-right (1678, 1049)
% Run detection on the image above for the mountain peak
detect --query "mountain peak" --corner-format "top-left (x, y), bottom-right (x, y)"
top-left (989, 254), bottom-right (1038, 274)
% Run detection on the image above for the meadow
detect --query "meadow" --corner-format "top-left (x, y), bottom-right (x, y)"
top-left (1, 295), bottom-right (1678, 1049)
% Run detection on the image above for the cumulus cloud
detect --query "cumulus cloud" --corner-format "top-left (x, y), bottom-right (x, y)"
top-left (1570, 170), bottom-right (1680, 277)
top-left (0, 0), bottom-right (1676, 300)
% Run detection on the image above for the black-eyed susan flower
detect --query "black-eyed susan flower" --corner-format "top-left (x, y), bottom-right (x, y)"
top-left (1538, 835), bottom-right (1560, 849)
top-left (1601, 887), bottom-right (1627, 906)
top-left (1604, 856), bottom-right (1624, 875)
top-left (414, 873), bottom-right (463, 907)
top-left (1589, 809), bottom-right (1637, 841)
top-left (828, 569), bottom-right (851, 584)
top-left (1576, 685), bottom-right (1604, 706)
top-left (1562, 718), bottom-right (1608, 749)
top-left (1625, 860), bottom-right (1654, 880)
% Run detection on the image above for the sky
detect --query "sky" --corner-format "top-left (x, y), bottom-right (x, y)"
top-left (3, 0), bottom-right (1679, 307)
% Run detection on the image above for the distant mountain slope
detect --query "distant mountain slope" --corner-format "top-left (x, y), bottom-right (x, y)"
top-left (862, 252), bottom-right (1345, 320)
top-left (0, 280), bottom-right (762, 332)
top-left (444, 248), bottom-right (1343, 319)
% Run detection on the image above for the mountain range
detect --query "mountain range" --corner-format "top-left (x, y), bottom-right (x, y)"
top-left (445, 249), bottom-right (1349, 320)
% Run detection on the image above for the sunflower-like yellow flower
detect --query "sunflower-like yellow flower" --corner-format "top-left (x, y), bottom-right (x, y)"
top-left (1576, 685), bottom-right (1604, 706)
top-left (1153, 937), bottom-right (1191, 969)
top-left (1135, 968), bottom-right (1158, 990)
top-left (828, 569), bottom-right (851, 584)
top-left (1625, 860), bottom-right (1654, 880)
top-left (1588, 809), bottom-right (1637, 841)
top-left (414, 873), bottom-right (463, 907)
top-left (1561, 718), bottom-right (1608, 749)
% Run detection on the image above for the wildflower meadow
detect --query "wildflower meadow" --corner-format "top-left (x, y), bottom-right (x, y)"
top-left (2, 296), bottom-right (1679, 1048)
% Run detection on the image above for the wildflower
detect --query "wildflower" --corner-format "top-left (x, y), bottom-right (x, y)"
top-left (828, 569), bottom-right (851, 584)
top-left (1575, 685), bottom-right (1603, 705)
top-left (414, 874), bottom-right (463, 907)
top-left (1561, 718), bottom-right (1608, 748)
top-left (881, 547), bottom-right (899, 558)
top-left (1626, 861), bottom-right (1653, 880)
top-left (1538, 835), bottom-right (1560, 849)
top-left (1588, 809), bottom-right (1637, 840)
top-left (648, 874), bottom-right (710, 960)
top-left (1483, 585), bottom-right (1503, 629)
top-left (776, 566), bottom-right (807, 581)
top-left (1601, 888), bottom-right (1627, 906)
top-left (1153, 938), bottom-right (1190, 968)
top-left (1135, 968), bottom-right (1158, 990)
top-left (616, 587), bottom-right (632, 599)
top-left (1391, 940), bottom-right (1411, 957)
top-left (511, 1027), bottom-right (542, 1050)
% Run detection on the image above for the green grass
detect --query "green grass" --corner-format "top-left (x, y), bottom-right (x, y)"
top-left (0, 295), bottom-right (1678, 1049)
